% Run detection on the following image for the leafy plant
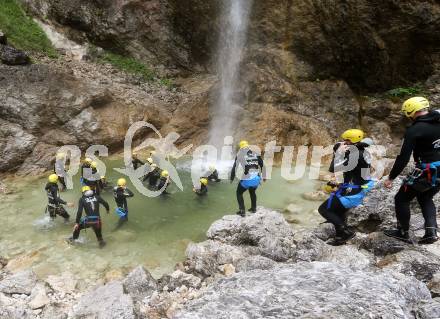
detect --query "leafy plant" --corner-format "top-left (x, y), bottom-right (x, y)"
top-left (386, 86), bottom-right (422, 98)
top-left (0, 0), bottom-right (57, 57)
top-left (98, 50), bottom-right (173, 87)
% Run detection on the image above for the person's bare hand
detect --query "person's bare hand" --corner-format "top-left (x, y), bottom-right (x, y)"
top-left (73, 223), bottom-right (79, 231)
top-left (384, 179), bottom-right (394, 189)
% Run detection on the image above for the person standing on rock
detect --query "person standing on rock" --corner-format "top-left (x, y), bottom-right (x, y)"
top-left (318, 129), bottom-right (375, 246)
top-left (45, 174), bottom-right (74, 221)
top-left (384, 97), bottom-right (440, 244)
top-left (69, 185), bottom-right (110, 248)
top-left (230, 140), bottom-right (265, 217)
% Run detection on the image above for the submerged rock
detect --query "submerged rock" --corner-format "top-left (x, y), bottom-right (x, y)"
top-left (176, 262), bottom-right (430, 319)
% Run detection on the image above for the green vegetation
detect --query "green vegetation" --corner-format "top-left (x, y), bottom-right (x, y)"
top-left (98, 50), bottom-right (173, 87)
top-left (0, 0), bottom-right (57, 57)
top-left (386, 86), bottom-right (423, 98)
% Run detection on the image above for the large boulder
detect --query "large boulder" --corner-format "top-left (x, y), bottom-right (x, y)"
top-left (122, 266), bottom-right (158, 302)
top-left (176, 262), bottom-right (431, 319)
top-left (206, 208), bottom-right (296, 261)
top-left (0, 45), bottom-right (30, 65)
top-left (0, 269), bottom-right (38, 295)
top-left (71, 281), bottom-right (135, 319)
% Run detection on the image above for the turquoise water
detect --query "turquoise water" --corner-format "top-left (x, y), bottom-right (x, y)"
top-left (0, 158), bottom-right (320, 281)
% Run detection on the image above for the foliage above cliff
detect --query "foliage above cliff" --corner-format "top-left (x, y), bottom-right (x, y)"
top-left (0, 0), bottom-right (56, 56)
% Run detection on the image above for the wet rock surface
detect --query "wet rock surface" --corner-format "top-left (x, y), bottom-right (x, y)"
top-left (177, 262), bottom-right (430, 319)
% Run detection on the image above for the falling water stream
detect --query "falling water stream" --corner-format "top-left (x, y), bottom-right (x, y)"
top-left (208, 0), bottom-right (253, 148)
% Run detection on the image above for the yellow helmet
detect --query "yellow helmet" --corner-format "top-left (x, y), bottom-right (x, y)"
top-left (84, 157), bottom-right (92, 164)
top-left (90, 161), bottom-right (97, 169)
top-left (209, 164), bottom-right (216, 172)
top-left (161, 170), bottom-right (169, 177)
top-left (341, 129), bottom-right (364, 143)
top-left (100, 175), bottom-right (106, 179)
top-left (56, 152), bottom-right (65, 160)
top-left (200, 178), bottom-right (208, 186)
top-left (82, 186), bottom-right (91, 193)
top-left (147, 157), bottom-right (153, 164)
top-left (117, 178), bottom-right (127, 187)
top-left (402, 97), bottom-right (429, 118)
top-left (239, 140), bottom-right (249, 149)
top-left (48, 174), bottom-right (58, 183)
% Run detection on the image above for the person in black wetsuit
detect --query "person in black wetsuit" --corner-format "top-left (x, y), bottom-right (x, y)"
top-left (45, 174), bottom-right (73, 221)
top-left (144, 164), bottom-right (161, 187)
top-left (230, 140), bottom-right (265, 217)
top-left (157, 170), bottom-right (170, 194)
top-left (69, 185), bottom-right (109, 248)
top-left (80, 158), bottom-right (92, 186)
top-left (384, 97), bottom-right (440, 244)
top-left (206, 165), bottom-right (221, 182)
top-left (113, 178), bottom-right (134, 223)
top-left (132, 152), bottom-right (145, 170)
top-left (318, 129), bottom-right (374, 246)
top-left (194, 178), bottom-right (208, 196)
top-left (54, 153), bottom-right (67, 191)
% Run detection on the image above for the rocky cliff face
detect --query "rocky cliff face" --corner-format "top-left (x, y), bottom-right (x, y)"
top-left (1, 0), bottom-right (439, 174)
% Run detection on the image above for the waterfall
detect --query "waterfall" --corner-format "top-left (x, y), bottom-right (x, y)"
top-left (208, 0), bottom-right (253, 149)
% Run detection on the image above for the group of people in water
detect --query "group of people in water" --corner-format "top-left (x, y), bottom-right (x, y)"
top-left (45, 96), bottom-right (440, 248)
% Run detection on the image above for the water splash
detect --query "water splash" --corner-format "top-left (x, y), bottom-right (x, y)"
top-left (208, 0), bottom-right (253, 149)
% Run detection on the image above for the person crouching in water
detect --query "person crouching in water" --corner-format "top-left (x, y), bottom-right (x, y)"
top-left (157, 170), bottom-right (171, 194)
top-left (144, 163), bottom-right (161, 188)
top-left (318, 129), bottom-right (375, 246)
top-left (69, 186), bottom-right (109, 248)
top-left (193, 178), bottom-right (208, 196)
top-left (230, 140), bottom-right (265, 217)
top-left (206, 165), bottom-right (221, 182)
top-left (45, 174), bottom-right (73, 221)
top-left (384, 97), bottom-right (440, 244)
top-left (113, 178), bottom-right (134, 224)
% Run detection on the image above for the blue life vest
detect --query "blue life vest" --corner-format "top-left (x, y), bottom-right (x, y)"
top-left (328, 180), bottom-right (375, 209)
top-left (420, 161), bottom-right (440, 186)
top-left (115, 207), bottom-right (128, 218)
top-left (240, 174), bottom-right (261, 189)
top-left (80, 215), bottom-right (100, 225)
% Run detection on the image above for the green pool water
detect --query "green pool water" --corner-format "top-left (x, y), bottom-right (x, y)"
top-left (0, 158), bottom-right (321, 281)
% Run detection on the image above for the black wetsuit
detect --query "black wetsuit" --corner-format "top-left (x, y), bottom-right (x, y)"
top-left (113, 186), bottom-right (134, 219)
top-left (132, 158), bottom-right (144, 170)
top-left (145, 168), bottom-right (161, 187)
top-left (54, 161), bottom-right (67, 190)
top-left (230, 149), bottom-right (264, 213)
top-left (195, 184), bottom-right (208, 196)
top-left (157, 176), bottom-right (170, 194)
top-left (318, 142), bottom-right (371, 230)
top-left (207, 170), bottom-right (221, 182)
top-left (73, 191), bottom-right (109, 242)
top-left (45, 182), bottom-right (70, 219)
top-left (389, 111), bottom-right (440, 232)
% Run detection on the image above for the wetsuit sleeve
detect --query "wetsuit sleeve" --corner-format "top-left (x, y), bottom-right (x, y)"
top-left (124, 188), bottom-right (134, 198)
top-left (329, 143), bottom-right (342, 173)
top-left (52, 186), bottom-right (66, 205)
top-left (230, 157), bottom-right (237, 181)
top-left (98, 196), bottom-right (110, 211)
top-left (75, 198), bottom-right (84, 224)
top-left (389, 130), bottom-right (416, 180)
top-left (258, 155), bottom-right (266, 179)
